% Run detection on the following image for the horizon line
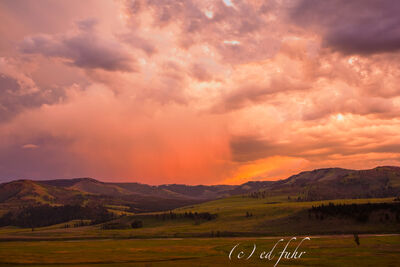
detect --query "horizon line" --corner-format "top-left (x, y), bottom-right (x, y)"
top-left (1, 165), bottom-right (398, 187)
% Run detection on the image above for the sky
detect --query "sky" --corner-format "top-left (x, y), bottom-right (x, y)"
top-left (1, 0), bottom-right (400, 185)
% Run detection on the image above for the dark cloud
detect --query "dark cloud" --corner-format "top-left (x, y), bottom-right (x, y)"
top-left (230, 128), bottom-right (400, 166)
top-left (19, 20), bottom-right (135, 72)
top-left (291, 0), bottom-right (400, 55)
top-left (229, 134), bottom-right (400, 164)
top-left (0, 74), bottom-right (63, 121)
top-left (229, 135), bottom-right (333, 163)
top-left (230, 136), bottom-right (278, 162)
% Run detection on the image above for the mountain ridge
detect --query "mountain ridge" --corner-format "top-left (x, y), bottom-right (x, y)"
top-left (1, 166), bottom-right (400, 212)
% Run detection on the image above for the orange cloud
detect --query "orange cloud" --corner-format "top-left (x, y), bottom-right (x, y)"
top-left (223, 156), bottom-right (309, 184)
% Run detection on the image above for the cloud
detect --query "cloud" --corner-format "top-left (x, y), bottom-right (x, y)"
top-left (212, 43), bottom-right (312, 113)
top-left (190, 63), bottom-right (214, 81)
top-left (291, 0), bottom-right (400, 55)
top-left (122, 0), bottom-right (282, 64)
top-left (0, 58), bottom-right (63, 121)
top-left (22, 144), bottom-right (39, 149)
top-left (229, 114), bottom-right (400, 169)
top-left (19, 19), bottom-right (135, 72)
top-left (229, 135), bottom-right (278, 162)
top-left (0, 83), bottom-right (232, 183)
top-left (301, 82), bottom-right (398, 120)
top-left (119, 33), bottom-right (157, 56)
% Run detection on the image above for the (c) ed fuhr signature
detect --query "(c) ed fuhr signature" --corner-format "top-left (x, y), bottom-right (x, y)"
top-left (229, 237), bottom-right (310, 266)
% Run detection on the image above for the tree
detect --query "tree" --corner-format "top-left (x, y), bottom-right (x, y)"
top-left (131, 220), bottom-right (143, 228)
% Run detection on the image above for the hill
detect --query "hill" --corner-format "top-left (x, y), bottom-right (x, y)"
top-left (1, 166), bottom-right (400, 214)
top-left (266, 166), bottom-right (400, 200)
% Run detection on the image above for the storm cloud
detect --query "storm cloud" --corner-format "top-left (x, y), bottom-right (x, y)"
top-left (291, 0), bottom-right (400, 55)
top-left (19, 19), bottom-right (135, 72)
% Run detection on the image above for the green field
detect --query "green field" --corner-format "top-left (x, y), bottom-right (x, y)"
top-left (0, 196), bottom-right (398, 240)
top-left (0, 196), bottom-right (399, 266)
top-left (0, 235), bottom-right (399, 266)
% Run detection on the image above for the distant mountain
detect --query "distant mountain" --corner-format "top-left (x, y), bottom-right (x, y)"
top-left (1, 166), bottom-right (400, 212)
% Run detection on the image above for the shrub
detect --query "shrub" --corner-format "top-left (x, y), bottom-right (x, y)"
top-left (131, 220), bottom-right (143, 228)
top-left (101, 222), bottom-right (131, 230)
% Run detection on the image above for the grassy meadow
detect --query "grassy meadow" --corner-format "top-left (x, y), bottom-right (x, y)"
top-left (0, 196), bottom-right (399, 266)
top-left (0, 235), bottom-right (399, 266)
top-left (0, 196), bottom-right (398, 240)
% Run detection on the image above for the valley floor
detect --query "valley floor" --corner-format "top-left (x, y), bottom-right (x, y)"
top-left (1, 196), bottom-right (399, 240)
top-left (0, 196), bottom-right (399, 266)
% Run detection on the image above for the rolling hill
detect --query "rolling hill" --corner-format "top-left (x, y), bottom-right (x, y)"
top-left (266, 166), bottom-right (400, 200)
top-left (1, 166), bottom-right (400, 214)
